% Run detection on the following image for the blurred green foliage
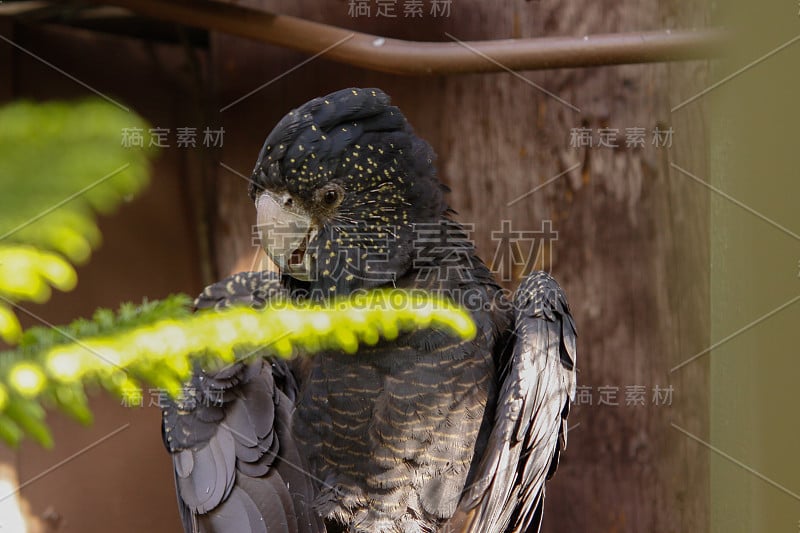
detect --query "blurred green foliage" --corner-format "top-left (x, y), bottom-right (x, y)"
top-left (0, 99), bottom-right (152, 343)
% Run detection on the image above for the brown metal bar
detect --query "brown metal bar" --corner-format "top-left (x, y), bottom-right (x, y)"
top-left (0, 2), bottom-right (52, 16)
top-left (89, 0), bottom-right (726, 74)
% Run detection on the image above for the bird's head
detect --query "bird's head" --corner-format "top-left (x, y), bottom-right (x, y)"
top-left (250, 88), bottom-right (449, 296)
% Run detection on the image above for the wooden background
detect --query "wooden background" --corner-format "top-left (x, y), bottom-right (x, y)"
top-left (0, 0), bottom-right (710, 531)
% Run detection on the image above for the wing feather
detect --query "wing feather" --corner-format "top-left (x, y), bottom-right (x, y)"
top-left (451, 270), bottom-right (577, 533)
top-left (162, 271), bottom-right (325, 533)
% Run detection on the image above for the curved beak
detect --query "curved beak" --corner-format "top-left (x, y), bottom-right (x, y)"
top-left (256, 192), bottom-right (316, 280)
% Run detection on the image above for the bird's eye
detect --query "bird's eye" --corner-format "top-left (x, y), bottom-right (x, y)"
top-left (283, 197), bottom-right (293, 208)
top-left (323, 189), bottom-right (339, 206)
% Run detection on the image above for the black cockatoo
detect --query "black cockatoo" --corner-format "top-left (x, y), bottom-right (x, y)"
top-left (162, 88), bottom-right (577, 533)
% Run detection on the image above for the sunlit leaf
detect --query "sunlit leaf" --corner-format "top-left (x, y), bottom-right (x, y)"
top-left (0, 292), bottom-right (475, 446)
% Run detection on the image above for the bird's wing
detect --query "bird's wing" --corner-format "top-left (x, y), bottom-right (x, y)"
top-left (451, 271), bottom-right (577, 533)
top-left (162, 271), bottom-right (324, 533)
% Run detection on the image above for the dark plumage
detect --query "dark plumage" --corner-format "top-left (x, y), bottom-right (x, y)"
top-left (163, 88), bottom-right (577, 533)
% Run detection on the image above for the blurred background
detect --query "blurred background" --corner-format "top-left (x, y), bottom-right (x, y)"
top-left (0, 1), bottom-right (797, 532)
